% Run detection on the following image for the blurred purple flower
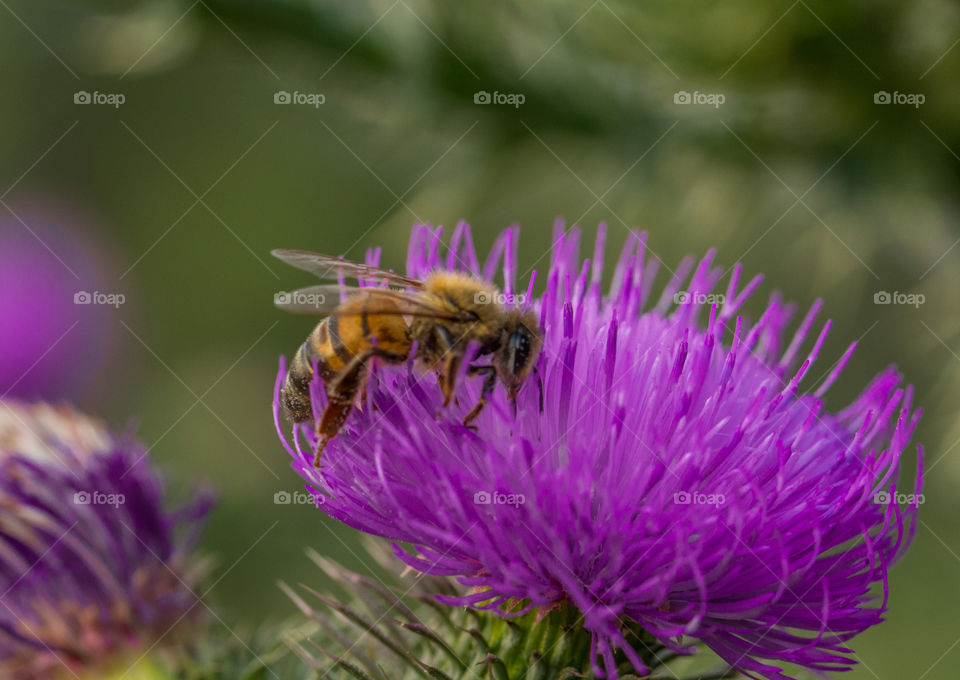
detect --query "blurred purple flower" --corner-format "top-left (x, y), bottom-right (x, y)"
top-left (0, 401), bottom-right (211, 679)
top-left (0, 218), bottom-right (111, 400)
top-left (274, 222), bottom-right (923, 680)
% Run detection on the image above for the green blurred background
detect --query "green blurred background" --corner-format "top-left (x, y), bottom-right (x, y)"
top-left (2, 1), bottom-right (958, 677)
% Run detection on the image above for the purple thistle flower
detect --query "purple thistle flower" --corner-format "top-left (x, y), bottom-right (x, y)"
top-left (0, 218), bottom-right (112, 401)
top-left (0, 401), bottom-right (212, 679)
top-left (273, 222), bottom-right (923, 680)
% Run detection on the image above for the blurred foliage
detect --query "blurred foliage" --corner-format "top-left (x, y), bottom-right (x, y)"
top-left (2, 0), bottom-right (959, 677)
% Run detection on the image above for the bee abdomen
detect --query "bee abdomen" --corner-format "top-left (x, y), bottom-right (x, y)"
top-left (282, 320), bottom-right (337, 424)
top-left (282, 342), bottom-right (316, 423)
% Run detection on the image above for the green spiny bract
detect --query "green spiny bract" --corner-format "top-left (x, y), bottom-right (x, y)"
top-left (282, 547), bottom-right (737, 680)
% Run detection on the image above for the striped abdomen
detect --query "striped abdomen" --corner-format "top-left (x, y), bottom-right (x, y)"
top-left (281, 297), bottom-right (411, 423)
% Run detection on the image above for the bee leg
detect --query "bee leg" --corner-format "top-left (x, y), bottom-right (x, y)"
top-left (314, 351), bottom-right (372, 467)
top-left (439, 353), bottom-right (462, 408)
top-left (366, 347), bottom-right (405, 412)
top-left (315, 393), bottom-right (358, 467)
top-left (429, 325), bottom-right (464, 408)
top-left (463, 365), bottom-right (497, 429)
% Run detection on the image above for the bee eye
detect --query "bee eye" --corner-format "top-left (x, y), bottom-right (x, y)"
top-left (506, 329), bottom-right (531, 374)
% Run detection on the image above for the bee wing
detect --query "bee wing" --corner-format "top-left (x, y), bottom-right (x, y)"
top-left (273, 284), bottom-right (465, 321)
top-left (271, 249), bottom-right (424, 289)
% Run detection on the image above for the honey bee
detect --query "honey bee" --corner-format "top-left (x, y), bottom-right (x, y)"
top-left (272, 249), bottom-right (543, 465)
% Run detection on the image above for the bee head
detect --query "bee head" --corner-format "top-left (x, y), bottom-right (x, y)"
top-left (494, 309), bottom-right (543, 399)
